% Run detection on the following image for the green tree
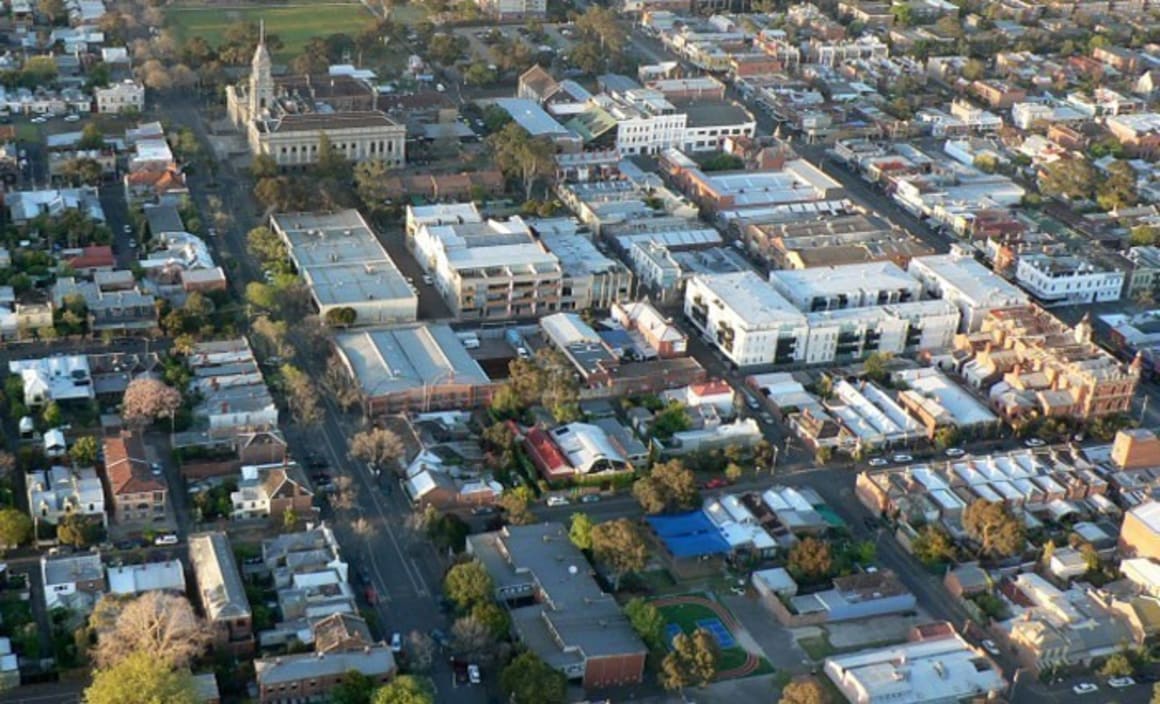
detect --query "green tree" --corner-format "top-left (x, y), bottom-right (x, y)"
top-left (591, 518), bottom-right (649, 591)
top-left (624, 597), bottom-right (665, 650)
top-left (84, 650), bottom-right (199, 704)
top-left (370, 675), bottom-right (435, 704)
top-left (246, 225), bottom-right (286, 263)
top-left (961, 58), bottom-right (986, 81)
top-left (70, 436), bottom-right (100, 466)
top-left (661, 629), bottom-right (719, 690)
top-left (1100, 652), bottom-right (1134, 678)
top-left (329, 670), bottom-right (375, 704)
top-left (324, 306), bottom-right (358, 327)
top-left (862, 352), bottom-right (891, 383)
top-left (499, 486), bottom-right (536, 525)
top-left (1039, 158), bottom-right (1097, 200)
top-left (42, 401), bottom-right (62, 427)
top-left (569, 512), bottom-right (594, 551)
top-left (487, 122), bottom-right (557, 201)
top-left (314, 133), bottom-right (352, 182)
top-left (38, 0), bottom-right (66, 24)
top-left (911, 524), bottom-right (957, 566)
top-left (250, 153), bottom-right (279, 179)
top-left (463, 62), bottom-right (498, 86)
top-left (0, 508), bottom-right (32, 551)
top-left (1080, 542), bottom-right (1101, 572)
top-left (77, 123), bottom-right (104, 150)
top-left (724, 463), bottom-right (744, 483)
top-left (443, 560), bottom-right (494, 611)
top-left (1150, 682), bottom-right (1160, 704)
top-left (779, 676), bottom-right (831, 704)
top-left (354, 159), bottom-right (395, 211)
top-left (788, 536), bottom-right (833, 583)
top-left (57, 513), bottom-right (103, 548)
top-left (633, 459), bottom-right (699, 514)
top-left (1096, 160), bottom-right (1138, 211)
top-left (500, 652), bottom-right (567, 704)
top-left (651, 402), bottom-right (691, 440)
top-left (963, 499), bottom-right (1025, 558)
top-left (470, 601), bottom-right (511, 640)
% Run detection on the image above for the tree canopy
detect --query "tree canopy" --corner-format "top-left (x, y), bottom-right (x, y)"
top-left (633, 459), bottom-right (699, 514)
top-left (779, 676), bottom-right (831, 704)
top-left (84, 650), bottom-right (200, 704)
top-left (370, 675), bottom-right (435, 704)
top-left (591, 518), bottom-right (649, 590)
top-left (661, 628), bottom-right (719, 690)
top-left (788, 536), bottom-right (833, 583)
top-left (443, 560), bottom-right (494, 611)
top-left (963, 499), bottom-right (1025, 558)
top-left (500, 652), bottom-right (567, 704)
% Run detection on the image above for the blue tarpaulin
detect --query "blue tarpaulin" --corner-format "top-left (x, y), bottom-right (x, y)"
top-left (646, 512), bottom-right (731, 558)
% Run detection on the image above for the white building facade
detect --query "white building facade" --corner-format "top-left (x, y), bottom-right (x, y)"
top-left (1014, 253), bottom-right (1124, 305)
top-left (95, 80), bottom-right (145, 114)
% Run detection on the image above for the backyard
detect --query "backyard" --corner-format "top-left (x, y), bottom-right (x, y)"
top-left (165, 2), bottom-right (376, 59)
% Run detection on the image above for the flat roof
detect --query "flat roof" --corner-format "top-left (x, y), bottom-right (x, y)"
top-left (303, 261), bottom-right (417, 306)
top-left (909, 253), bottom-right (1029, 307)
top-left (690, 272), bottom-right (806, 327)
top-left (494, 98), bottom-right (574, 137)
top-left (770, 261), bottom-right (918, 307)
top-left (683, 102), bottom-right (754, 128)
top-left (895, 368), bottom-right (998, 427)
top-left (335, 324), bottom-right (491, 397)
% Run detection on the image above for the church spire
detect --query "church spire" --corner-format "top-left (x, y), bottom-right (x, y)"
top-left (249, 18), bottom-right (273, 117)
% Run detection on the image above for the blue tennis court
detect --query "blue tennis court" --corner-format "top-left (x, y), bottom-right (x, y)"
top-left (665, 623), bottom-right (683, 648)
top-left (696, 618), bottom-right (736, 649)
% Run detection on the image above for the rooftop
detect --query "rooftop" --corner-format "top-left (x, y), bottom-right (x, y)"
top-left (335, 324), bottom-right (492, 398)
top-left (690, 271), bottom-right (806, 327)
top-left (494, 98), bottom-right (574, 137)
top-left (189, 532), bottom-right (251, 622)
top-left (909, 251), bottom-right (1029, 307)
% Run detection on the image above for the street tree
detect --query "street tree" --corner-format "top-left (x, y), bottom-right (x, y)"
top-left (788, 536), bottom-right (833, 583)
top-left (280, 364), bottom-right (321, 427)
top-left (450, 615), bottom-right (496, 663)
top-left (963, 499), bottom-right (1025, 558)
top-left (84, 650), bottom-right (199, 704)
top-left (501, 652), bottom-right (567, 704)
top-left (443, 560), bottom-right (494, 611)
top-left (406, 630), bottom-right (436, 672)
top-left (661, 629), bottom-right (719, 690)
top-left (0, 508), bottom-right (32, 551)
top-left (246, 225), bottom-right (286, 264)
top-left (499, 485), bottom-right (536, 525)
top-left (779, 676), bottom-right (831, 704)
top-left (471, 601), bottom-right (511, 640)
top-left (487, 122), bottom-right (556, 201)
top-left (911, 524), bottom-right (957, 566)
top-left (371, 675), bottom-right (435, 704)
top-left (624, 597), bottom-right (665, 650)
top-left (1100, 652), bottom-right (1134, 678)
top-left (634, 459), bottom-right (698, 514)
top-left (569, 512), bottom-right (594, 551)
top-left (354, 159), bottom-right (393, 211)
top-left (122, 377), bottom-right (183, 430)
top-left (91, 592), bottom-right (210, 668)
top-left (725, 462), bottom-right (744, 483)
top-left (348, 428), bottom-right (405, 473)
top-left (591, 518), bottom-right (649, 591)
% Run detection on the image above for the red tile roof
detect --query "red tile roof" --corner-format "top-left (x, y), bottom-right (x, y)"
top-left (690, 379), bottom-right (732, 398)
top-left (103, 431), bottom-right (164, 495)
top-left (522, 426), bottom-right (573, 479)
top-left (64, 245), bottom-right (115, 270)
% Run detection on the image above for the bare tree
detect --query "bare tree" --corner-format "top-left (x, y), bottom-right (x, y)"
top-left (331, 475), bottom-right (359, 511)
top-left (349, 428), bottom-right (405, 472)
top-left (280, 364), bottom-right (321, 427)
top-left (122, 377), bottom-right (183, 430)
top-left (322, 358), bottom-right (362, 411)
top-left (407, 630), bottom-right (436, 672)
top-left (91, 592), bottom-right (211, 668)
top-left (451, 616), bottom-right (496, 664)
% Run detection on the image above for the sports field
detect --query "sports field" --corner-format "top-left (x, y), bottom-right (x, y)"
top-left (166, 2), bottom-right (375, 58)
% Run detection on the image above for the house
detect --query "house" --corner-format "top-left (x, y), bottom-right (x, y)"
top-left (611, 300), bottom-right (688, 358)
top-left (26, 465), bottom-right (106, 530)
top-left (106, 560), bottom-right (186, 596)
top-left (229, 463), bottom-right (314, 521)
top-left (663, 379), bottom-right (735, 417)
top-left (254, 644), bottom-right (396, 704)
top-left (9, 355), bottom-right (94, 405)
top-left (41, 551), bottom-right (104, 612)
top-left (95, 80), bottom-right (144, 114)
top-left (467, 523), bottom-right (647, 687)
top-left (189, 532), bottom-right (254, 656)
top-left (1048, 546), bottom-right (1088, 580)
top-left (103, 431), bottom-right (167, 524)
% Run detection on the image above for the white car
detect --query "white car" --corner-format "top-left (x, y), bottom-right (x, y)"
top-left (1024, 438), bottom-right (1046, 448)
top-left (868, 458), bottom-right (889, 467)
top-left (546, 496), bottom-right (570, 507)
top-left (30, 116), bottom-right (45, 124)
top-left (945, 448), bottom-right (966, 457)
top-left (64, 114), bottom-right (80, 122)
top-left (154, 533), bottom-right (179, 546)
top-left (1108, 677), bottom-right (1135, 689)
top-left (891, 454), bottom-right (914, 463)
top-left (1072, 683), bottom-right (1098, 695)
top-left (981, 639), bottom-right (1000, 656)
top-left (422, 274), bottom-right (433, 285)
top-left (123, 224), bottom-right (132, 233)
top-left (467, 664), bottom-right (481, 685)
top-left (390, 632), bottom-right (402, 652)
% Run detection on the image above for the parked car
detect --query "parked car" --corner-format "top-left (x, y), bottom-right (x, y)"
top-left (728, 585), bottom-right (746, 596)
top-left (981, 639), bottom-right (1000, 656)
top-left (580, 494), bottom-right (601, 504)
top-left (1025, 438), bottom-right (1046, 448)
top-left (150, 462), bottom-right (163, 476)
top-left (1108, 677), bottom-right (1135, 689)
top-left (390, 632), bottom-right (402, 652)
top-left (704, 478), bottom-right (729, 490)
top-left (471, 505), bottom-right (497, 516)
top-left (1072, 683), bottom-right (1098, 695)
top-left (123, 224), bottom-right (132, 233)
top-left (546, 496), bottom-right (570, 507)
top-left (868, 458), bottom-right (889, 467)
top-left (891, 454), bottom-right (914, 463)
top-left (945, 447), bottom-right (966, 457)
top-left (468, 664), bottom-right (481, 685)
top-left (154, 533), bottom-right (179, 546)
top-left (64, 114), bottom-right (80, 122)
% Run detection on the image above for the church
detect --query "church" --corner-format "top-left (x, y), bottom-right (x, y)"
top-left (226, 28), bottom-right (406, 169)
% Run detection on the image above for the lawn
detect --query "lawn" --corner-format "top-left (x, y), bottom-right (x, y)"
top-left (166, 3), bottom-right (375, 58)
top-left (654, 600), bottom-right (756, 674)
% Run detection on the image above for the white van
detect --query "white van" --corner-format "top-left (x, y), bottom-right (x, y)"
top-left (546, 496), bottom-right (570, 507)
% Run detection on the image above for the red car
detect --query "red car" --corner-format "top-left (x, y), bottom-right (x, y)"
top-left (704, 478), bottom-right (729, 490)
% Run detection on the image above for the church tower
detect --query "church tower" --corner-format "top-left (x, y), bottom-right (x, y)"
top-left (248, 20), bottom-right (274, 119)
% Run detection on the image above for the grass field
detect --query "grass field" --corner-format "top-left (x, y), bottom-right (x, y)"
top-left (166, 3), bottom-right (375, 58)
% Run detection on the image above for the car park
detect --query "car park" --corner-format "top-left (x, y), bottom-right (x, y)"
top-left (1072, 683), bottom-right (1098, 695)
top-left (1108, 677), bottom-right (1135, 689)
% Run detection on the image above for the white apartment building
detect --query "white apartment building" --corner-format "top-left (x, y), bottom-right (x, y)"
top-left (908, 249), bottom-right (1029, 331)
top-left (411, 215), bottom-right (564, 320)
top-left (1014, 252), bottom-right (1124, 305)
top-left (768, 261), bottom-right (921, 312)
top-left (1011, 101), bottom-right (1088, 130)
top-left (809, 36), bottom-right (889, 67)
top-left (94, 80), bottom-right (145, 114)
top-left (685, 272), bottom-right (960, 368)
top-left (476, 0), bottom-right (544, 17)
top-left (591, 92), bottom-right (688, 156)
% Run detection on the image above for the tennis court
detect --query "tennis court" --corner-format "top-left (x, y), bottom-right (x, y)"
top-left (696, 617), bottom-right (736, 649)
top-left (665, 623), bottom-right (683, 648)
